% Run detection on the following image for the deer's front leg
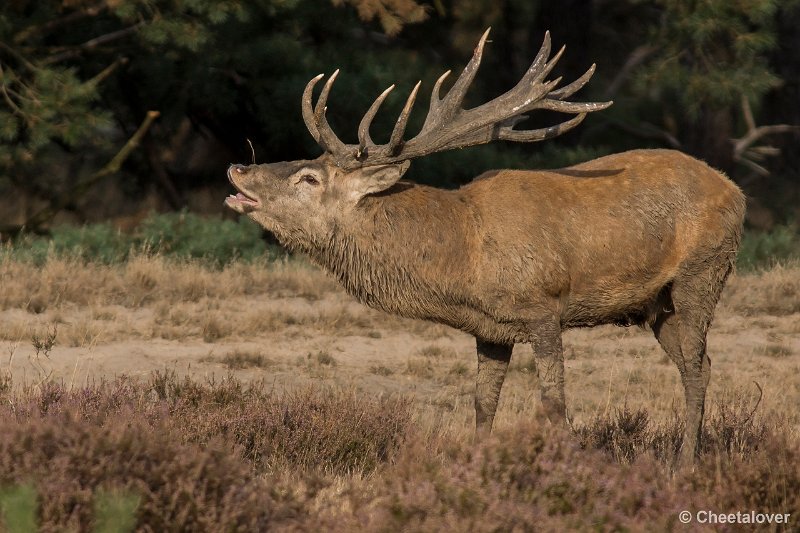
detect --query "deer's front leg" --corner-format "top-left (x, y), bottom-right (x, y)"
top-left (475, 338), bottom-right (513, 436)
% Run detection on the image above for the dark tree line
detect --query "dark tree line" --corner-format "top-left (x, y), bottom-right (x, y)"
top-left (0, 0), bottom-right (797, 234)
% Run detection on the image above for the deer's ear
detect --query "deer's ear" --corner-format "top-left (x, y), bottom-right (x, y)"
top-left (347, 161), bottom-right (410, 200)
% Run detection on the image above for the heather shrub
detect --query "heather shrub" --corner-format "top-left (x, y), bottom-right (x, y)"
top-left (0, 410), bottom-right (287, 531)
top-left (7, 373), bottom-right (412, 476)
top-left (0, 374), bottom-right (797, 531)
top-left (683, 433), bottom-right (800, 518)
top-left (0, 375), bottom-right (411, 530)
top-left (339, 423), bottom-right (690, 531)
top-left (135, 211), bottom-right (273, 265)
top-left (577, 406), bottom-right (681, 463)
top-left (577, 397), bottom-right (771, 464)
top-left (154, 373), bottom-right (411, 474)
top-left (334, 417), bottom-right (799, 531)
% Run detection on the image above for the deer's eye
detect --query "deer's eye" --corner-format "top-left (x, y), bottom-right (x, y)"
top-left (301, 174), bottom-right (319, 185)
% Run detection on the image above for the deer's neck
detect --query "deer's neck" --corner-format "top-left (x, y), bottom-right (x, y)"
top-left (306, 184), bottom-right (475, 317)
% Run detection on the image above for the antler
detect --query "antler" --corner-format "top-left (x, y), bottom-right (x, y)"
top-left (301, 28), bottom-right (612, 170)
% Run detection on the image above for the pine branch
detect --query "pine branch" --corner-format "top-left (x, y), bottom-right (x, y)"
top-left (12, 3), bottom-right (108, 44)
top-left (605, 117), bottom-right (682, 149)
top-left (43, 24), bottom-right (143, 64)
top-left (22, 111), bottom-right (161, 232)
top-left (85, 57), bottom-right (129, 88)
top-left (604, 45), bottom-right (657, 99)
top-left (0, 64), bottom-right (24, 117)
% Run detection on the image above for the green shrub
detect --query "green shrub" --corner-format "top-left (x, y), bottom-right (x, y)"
top-left (0, 484), bottom-right (37, 533)
top-left (738, 224), bottom-right (800, 271)
top-left (137, 211), bottom-right (270, 264)
top-left (4, 211), bottom-right (280, 266)
top-left (10, 223), bottom-right (131, 265)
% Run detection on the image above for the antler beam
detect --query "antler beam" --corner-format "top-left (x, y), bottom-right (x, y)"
top-left (301, 28), bottom-right (612, 170)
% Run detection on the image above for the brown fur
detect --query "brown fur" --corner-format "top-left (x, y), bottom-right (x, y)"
top-left (225, 148), bottom-right (746, 465)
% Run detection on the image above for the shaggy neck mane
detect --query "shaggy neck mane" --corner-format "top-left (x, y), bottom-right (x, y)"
top-left (302, 184), bottom-right (474, 317)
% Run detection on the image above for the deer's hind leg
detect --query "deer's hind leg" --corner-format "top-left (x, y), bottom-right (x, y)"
top-left (662, 256), bottom-right (734, 466)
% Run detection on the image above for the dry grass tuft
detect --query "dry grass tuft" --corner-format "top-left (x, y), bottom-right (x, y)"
top-left (417, 344), bottom-right (458, 358)
top-left (405, 357), bottom-right (434, 378)
top-left (756, 343), bottom-right (794, 358)
top-left (201, 313), bottom-right (233, 343)
top-left (311, 350), bottom-right (337, 366)
top-left (204, 350), bottom-right (274, 369)
top-left (370, 365), bottom-right (394, 376)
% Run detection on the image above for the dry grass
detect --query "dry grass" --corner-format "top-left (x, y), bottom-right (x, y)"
top-left (0, 259), bottom-right (798, 428)
top-left (405, 357), bottom-right (434, 378)
top-left (417, 344), bottom-right (459, 358)
top-left (0, 255), bottom-right (340, 311)
top-left (5, 256), bottom-right (796, 318)
top-left (721, 262), bottom-right (800, 316)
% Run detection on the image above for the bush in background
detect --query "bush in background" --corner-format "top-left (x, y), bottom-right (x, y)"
top-left (5, 211), bottom-right (277, 266)
top-left (737, 223), bottom-right (800, 271)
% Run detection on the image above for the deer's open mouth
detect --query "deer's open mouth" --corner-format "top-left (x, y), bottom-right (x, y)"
top-left (225, 191), bottom-right (260, 212)
top-left (225, 169), bottom-right (261, 213)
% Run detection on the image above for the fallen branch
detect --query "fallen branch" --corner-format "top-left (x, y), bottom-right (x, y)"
top-left (731, 97), bottom-right (799, 177)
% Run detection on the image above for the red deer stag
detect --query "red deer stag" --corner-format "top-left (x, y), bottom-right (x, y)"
top-left (225, 29), bottom-right (746, 465)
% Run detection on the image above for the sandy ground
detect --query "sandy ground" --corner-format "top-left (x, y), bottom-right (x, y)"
top-left (2, 263), bottom-right (799, 435)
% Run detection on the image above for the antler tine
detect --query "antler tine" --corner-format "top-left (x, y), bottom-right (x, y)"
top-left (549, 64), bottom-right (596, 100)
top-left (387, 81), bottom-right (421, 155)
top-left (536, 98), bottom-right (613, 114)
top-left (438, 28), bottom-right (491, 118)
top-left (358, 84), bottom-right (395, 155)
top-left (520, 31), bottom-right (552, 84)
top-left (309, 70), bottom-right (348, 154)
top-left (423, 70), bottom-right (451, 127)
top-left (534, 45), bottom-right (565, 84)
top-left (499, 113), bottom-right (587, 142)
top-left (495, 33), bottom-right (558, 108)
top-left (301, 73), bottom-right (325, 143)
top-left (313, 70), bottom-right (338, 123)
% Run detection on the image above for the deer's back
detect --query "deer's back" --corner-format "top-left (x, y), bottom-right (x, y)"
top-left (461, 149), bottom-right (745, 329)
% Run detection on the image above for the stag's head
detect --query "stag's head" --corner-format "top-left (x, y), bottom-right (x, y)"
top-left (225, 28), bottom-right (611, 246)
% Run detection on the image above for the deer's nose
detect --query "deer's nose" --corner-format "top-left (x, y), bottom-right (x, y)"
top-left (229, 164), bottom-right (248, 175)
